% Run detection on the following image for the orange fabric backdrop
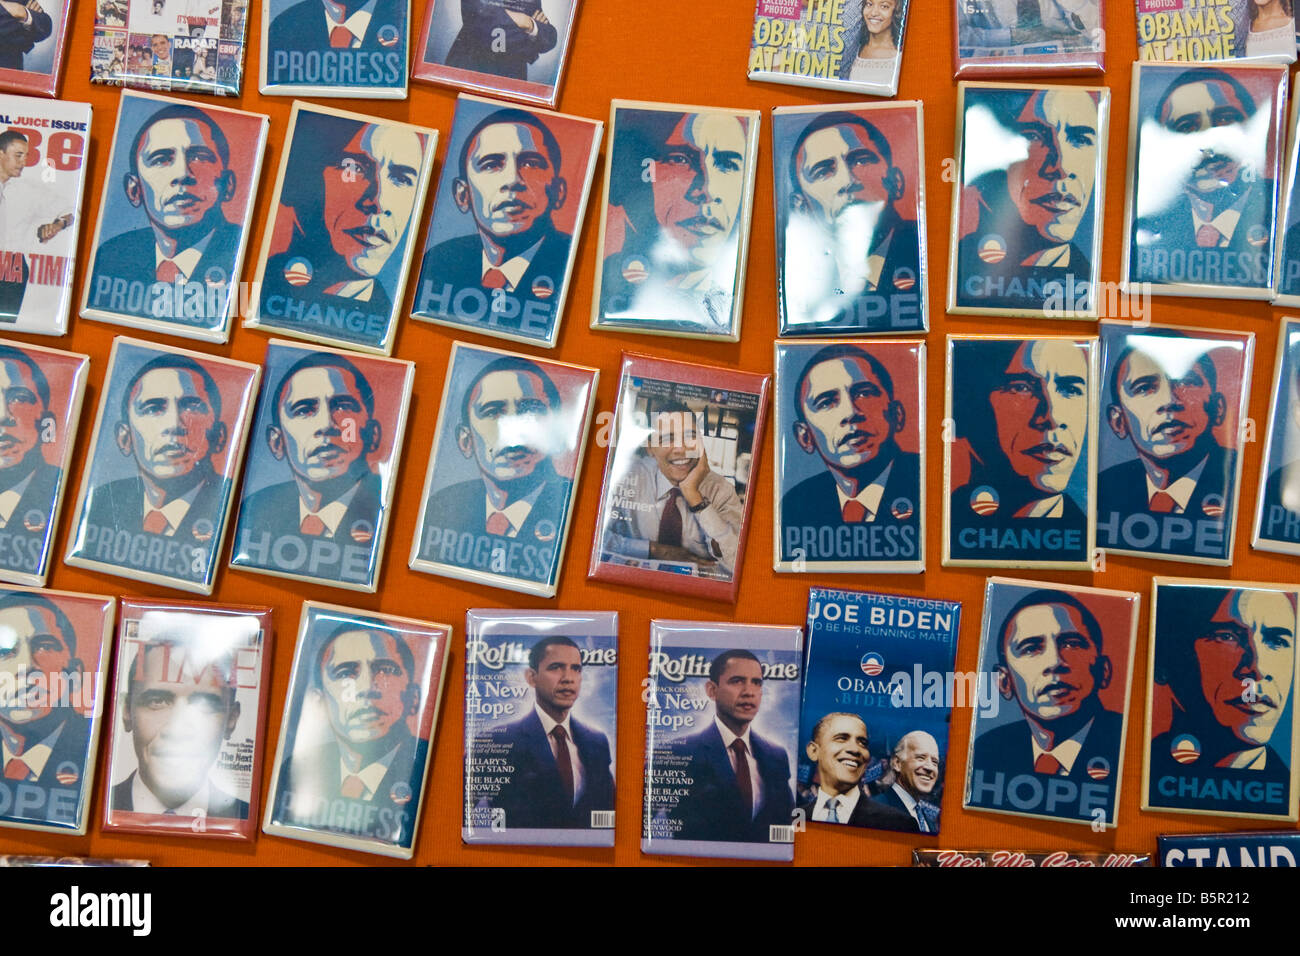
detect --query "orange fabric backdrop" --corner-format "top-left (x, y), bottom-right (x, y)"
top-left (1, 0), bottom-right (1296, 867)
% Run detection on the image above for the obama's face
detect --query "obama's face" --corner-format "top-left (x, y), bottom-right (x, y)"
top-left (457, 368), bottom-right (554, 484)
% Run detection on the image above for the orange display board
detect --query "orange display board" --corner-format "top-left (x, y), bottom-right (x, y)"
top-left (1, 0), bottom-right (1295, 866)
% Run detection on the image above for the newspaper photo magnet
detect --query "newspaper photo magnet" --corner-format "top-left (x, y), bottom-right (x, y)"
top-left (413, 0), bottom-right (581, 108)
top-left (948, 82), bottom-right (1109, 319)
top-left (229, 340), bottom-right (414, 592)
top-left (101, 598), bottom-right (272, 840)
top-left (1143, 577), bottom-right (1299, 822)
top-left (943, 334), bottom-right (1098, 570)
top-left (410, 93), bottom-right (601, 349)
top-left (462, 609), bottom-right (617, 846)
top-left (1254, 318), bottom-right (1300, 554)
top-left (1123, 61), bottom-right (1287, 301)
top-left (774, 339), bottom-right (924, 574)
top-left (588, 353), bottom-right (771, 603)
top-left (590, 100), bottom-right (761, 342)
top-left (0, 0), bottom-right (70, 97)
top-left (410, 342), bottom-right (597, 598)
top-left (0, 338), bottom-right (87, 588)
top-left (964, 577), bottom-right (1140, 828)
top-left (80, 90), bottom-right (268, 344)
top-left (260, 0), bottom-right (408, 98)
top-left (0, 587), bottom-right (114, 836)
top-left (773, 100), bottom-right (928, 336)
top-left (263, 601), bottom-right (451, 858)
top-left (0, 94), bottom-right (89, 336)
top-left (246, 101), bottom-right (436, 355)
top-left (953, 0), bottom-right (1106, 77)
top-left (748, 0), bottom-right (912, 98)
top-left (1096, 321), bottom-right (1254, 566)
top-left (91, 0), bottom-right (252, 96)
top-left (64, 337), bottom-right (260, 594)
top-left (641, 620), bottom-right (802, 862)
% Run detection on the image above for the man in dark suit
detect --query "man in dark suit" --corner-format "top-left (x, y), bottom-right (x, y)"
top-left (949, 338), bottom-right (1090, 557)
top-left (417, 108), bottom-right (572, 338)
top-left (86, 103), bottom-right (242, 324)
top-left (423, 356), bottom-right (571, 556)
top-left (875, 730), bottom-right (942, 833)
top-left (799, 712), bottom-right (918, 832)
top-left (1099, 331), bottom-right (1235, 530)
top-left (1131, 68), bottom-right (1274, 290)
top-left (972, 589), bottom-right (1123, 796)
top-left (269, 0), bottom-right (406, 56)
top-left (111, 638), bottom-right (249, 821)
top-left (494, 636), bottom-right (613, 829)
top-left (782, 111), bottom-right (922, 331)
top-left (781, 344), bottom-right (920, 562)
top-left (1149, 585), bottom-right (1295, 807)
top-left (85, 353), bottom-right (229, 545)
top-left (0, 592), bottom-right (91, 828)
top-left (277, 618), bottom-right (428, 841)
top-left (240, 352), bottom-right (383, 546)
top-left (441, 0), bottom-right (556, 81)
top-left (955, 87), bottom-right (1100, 312)
top-left (0, 346), bottom-right (62, 543)
top-left (0, 0), bottom-right (52, 72)
top-left (672, 650), bottom-right (795, 843)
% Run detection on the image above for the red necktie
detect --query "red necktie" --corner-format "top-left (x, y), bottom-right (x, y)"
top-left (551, 725), bottom-right (575, 805)
top-left (486, 511), bottom-right (512, 536)
top-left (340, 774), bottom-right (366, 799)
top-left (156, 260), bottom-right (182, 283)
top-left (1196, 224), bottom-right (1223, 248)
top-left (329, 24), bottom-right (353, 48)
top-left (730, 738), bottom-right (753, 817)
top-left (1149, 491), bottom-right (1178, 514)
top-left (1034, 752), bottom-right (1063, 775)
top-left (482, 268), bottom-right (509, 289)
top-left (841, 500), bottom-right (868, 523)
top-left (300, 513), bottom-right (327, 536)
top-left (143, 510), bottom-right (169, 535)
top-left (3, 758), bottom-right (32, 781)
top-left (658, 488), bottom-right (683, 547)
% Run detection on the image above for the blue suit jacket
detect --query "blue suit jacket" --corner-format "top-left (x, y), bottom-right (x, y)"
top-left (494, 708), bottom-right (614, 829)
top-left (671, 721), bottom-right (793, 844)
top-left (971, 707), bottom-right (1124, 799)
top-left (87, 217), bottom-right (242, 321)
top-left (0, 4), bottom-right (52, 71)
top-left (416, 224), bottom-right (572, 337)
top-left (269, 0), bottom-right (407, 53)
top-left (441, 0), bottom-right (557, 80)
top-left (780, 449), bottom-right (920, 557)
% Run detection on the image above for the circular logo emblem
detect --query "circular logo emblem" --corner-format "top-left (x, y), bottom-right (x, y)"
top-left (1202, 493), bottom-right (1225, 519)
top-left (390, 782), bottom-right (412, 805)
top-left (890, 497), bottom-right (914, 520)
top-left (530, 275), bottom-right (555, 300)
top-left (860, 651), bottom-right (885, 676)
top-left (204, 265), bottom-right (227, 286)
top-left (1247, 224), bottom-right (1269, 247)
top-left (377, 23), bottom-right (399, 46)
top-left (892, 267), bottom-right (916, 291)
top-left (22, 509), bottom-right (46, 533)
top-left (284, 257), bottom-right (313, 287)
top-left (1171, 734), bottom-right (1201, 765)
top-left (621, 257), bottom-right (649, 284)
top-left (54, 762), bottom-right (79, 786)
top-left (350, 519), bottom-right (374, 544)
top-left (192, 518), bottom-right (215, 543)
top-left (978, 234), bottom-right (1007, 264)
top-left (534, 519), bottom-right (557, 543)
top-left (969, 485), bottom-right (999, 516)
top-left (1086, 756), bottom-right (1111, 780)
